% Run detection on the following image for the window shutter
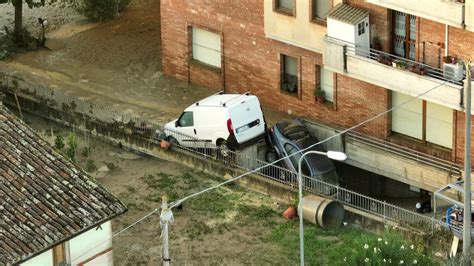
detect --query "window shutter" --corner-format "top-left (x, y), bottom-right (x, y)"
top-left (192, 28), bottom-right (222, 68)
top-left (391, 92), bottom-right (423, 139)
top-left (320, 67), bottom-right (334, 102)
top-left (426, 102), bottom-right (453, 148)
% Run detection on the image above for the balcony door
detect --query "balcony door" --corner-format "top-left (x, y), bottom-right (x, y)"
top-left (392, 11), bottom-right (416, 61)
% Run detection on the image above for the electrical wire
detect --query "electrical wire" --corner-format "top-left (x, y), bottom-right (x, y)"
top-left (70, 78), bottom-right (452, 263)
top-left (169, 79), bottom-right (451, 209)
top-left (70, 207), bottom-right (160, 264)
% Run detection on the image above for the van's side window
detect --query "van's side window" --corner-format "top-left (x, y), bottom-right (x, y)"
top-left (178, 112), bottom-right (194, 127)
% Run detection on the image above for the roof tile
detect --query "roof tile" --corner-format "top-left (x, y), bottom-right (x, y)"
top-left (0, 106), bottom-right (127, 264)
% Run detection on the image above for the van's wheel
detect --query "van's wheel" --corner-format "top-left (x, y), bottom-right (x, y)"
top-left (217, 140), bottom-right (230, 157)
top-left (265, 148), bottom-right (278, 163)
top-left (166, 136), bottom-right (178, 146)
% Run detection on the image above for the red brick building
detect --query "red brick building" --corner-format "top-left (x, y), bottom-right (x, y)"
top-left (161, 0), bottom-right (474, 194)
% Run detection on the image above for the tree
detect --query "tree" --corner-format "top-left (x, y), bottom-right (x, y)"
top-left (0, 0), bottom-right (45, 37)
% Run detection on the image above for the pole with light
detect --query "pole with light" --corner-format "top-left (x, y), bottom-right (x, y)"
top-left (297, 150), bottom-right (347, 266)
top-left (463, 60), bottom-right (472, 264)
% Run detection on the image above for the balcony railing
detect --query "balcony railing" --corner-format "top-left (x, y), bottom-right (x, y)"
top-left (323, 36), bottom-right (465, 112)
top-left (345, 43), bottom-right (464, 87)
top-left (346, 130), bottom-right (463, 178)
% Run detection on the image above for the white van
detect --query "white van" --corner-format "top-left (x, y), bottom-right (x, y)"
top-left (163, 92), bottom-right (266, 155)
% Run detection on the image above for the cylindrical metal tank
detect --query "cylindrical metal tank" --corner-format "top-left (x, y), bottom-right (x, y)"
top-left (299, 195), bottom-right (345, 227)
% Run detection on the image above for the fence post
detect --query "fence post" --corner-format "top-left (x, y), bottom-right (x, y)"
top-left (383, 201), bottom-right (386, 222)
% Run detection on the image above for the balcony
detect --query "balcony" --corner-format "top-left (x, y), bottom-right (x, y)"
top-left (322, 36), bottom-right (472, 112)
top-left (366, 0), bottom-right (465, 28)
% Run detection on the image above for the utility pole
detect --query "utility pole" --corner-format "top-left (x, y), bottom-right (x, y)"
top-left (160, 196), bottom-right (173, 266)
top-left (463, 60), bottom-right (472, 265)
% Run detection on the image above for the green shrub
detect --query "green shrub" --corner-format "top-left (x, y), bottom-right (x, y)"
top-left (65, 132), bottom-right (77, 162)
top-left (81, 146), bottom-right (91, 157)
top-left (86, 159), bottom-right (97, 172)
top-left (54, 135), bottom-right (65, 151)
top-left (77, 0), bottom-right (129, 22)
top-left (0, 26), bottom-right (37, 59)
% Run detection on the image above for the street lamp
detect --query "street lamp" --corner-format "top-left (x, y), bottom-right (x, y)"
top-left (297, 150), bottom-right (347, 266)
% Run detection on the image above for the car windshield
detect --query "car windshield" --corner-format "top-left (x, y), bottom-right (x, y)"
top-left (295, 137), bottom-right (335, 175)
top-left (319, 170), bottom-right (339, 185)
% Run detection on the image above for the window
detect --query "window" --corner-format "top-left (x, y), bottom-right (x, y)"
top-left (192, 27), bottom-right (221, 68)
top-left (392, 92), bottom-right (453, 148)
top-left (320, 66), bottom-right (334, 102)
top-left (275, 0), bottom-right (294, 14)
top-left (392, 11), bottom-right (416, 60)
top-left (178, 112), bottom-right (194, 127)
top-left (357, 21), bottom-right (365, 36)
top-left (311, 0), bottom-right (331, 23)
top-left (281, 55), bottom-right (298, 95)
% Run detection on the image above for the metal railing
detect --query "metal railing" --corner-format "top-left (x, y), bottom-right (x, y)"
top-left (161, 128), bottom-right (463, 236)
top-left (346, 131), bottom-right (462, 177)
top-left (0, 72), bottom-right (462, 238)
top-left (337, 38), bottom-right (464, 87)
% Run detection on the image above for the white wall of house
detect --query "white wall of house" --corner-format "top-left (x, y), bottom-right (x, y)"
top-left (264, 0), bottom-right (343, 52)
top-left (70, 221), bottom-right (113, 265)
top-left (20, 221), bottom-right (114, 266)
top-left (327, 18), bottom-right (354, 44)
top-left (21, 249), bottom-right (53, 266)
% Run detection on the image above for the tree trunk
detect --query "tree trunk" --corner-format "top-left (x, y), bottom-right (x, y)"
top-left (13, 0), bottom-right (23, 36)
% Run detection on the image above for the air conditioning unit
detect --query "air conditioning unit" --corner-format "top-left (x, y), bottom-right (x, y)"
top-left (443, 63), bottom-right (464, 81)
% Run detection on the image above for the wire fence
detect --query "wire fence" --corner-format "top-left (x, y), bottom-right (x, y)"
top-left (0, 72), bottom-right (464, 238)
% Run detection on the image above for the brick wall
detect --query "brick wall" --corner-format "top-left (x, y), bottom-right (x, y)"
top-left (161, 0), bottom-right (390, 139)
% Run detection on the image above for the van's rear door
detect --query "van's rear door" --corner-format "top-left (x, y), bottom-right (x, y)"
top-left (230, 96), bottom-right (265, 144)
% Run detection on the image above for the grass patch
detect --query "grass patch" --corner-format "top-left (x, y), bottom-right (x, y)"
top-left (187, 188), bottom-right (237, 218)
top-left (266, 221), bottom-right (437, 265)
top-left (236, 204), bottom-right (277, 226)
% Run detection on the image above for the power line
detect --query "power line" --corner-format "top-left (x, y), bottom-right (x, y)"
top-left (170, 80), bottom-right (450, 209)
top-left (70, 78), bottom-right (451, 263)
top-left (70, 207), bottom-right (160, 264)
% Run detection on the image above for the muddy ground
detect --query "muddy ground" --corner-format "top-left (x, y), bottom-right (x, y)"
top-left (0, 1), bottom-right (296, 264)
top-left (23, 113), bottom-right (296, 265)
top-left (0, 0), bottom-right (290, 125)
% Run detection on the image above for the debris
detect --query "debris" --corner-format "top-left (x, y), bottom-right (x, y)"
top-left (283, 207), bottom-right (296, 219)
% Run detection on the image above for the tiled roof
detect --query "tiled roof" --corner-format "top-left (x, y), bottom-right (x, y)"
top-left (327, 3), bottom-right (369, 25)
top-left (0, 105), bottom-right (127, 265)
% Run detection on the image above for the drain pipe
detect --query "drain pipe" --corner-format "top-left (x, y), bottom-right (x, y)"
top-left (445, 24), bottom-right (449, 57)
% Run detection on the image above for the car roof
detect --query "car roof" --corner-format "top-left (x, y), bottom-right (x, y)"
top-left (293, 137), bottom-right (335, 174)
top-left (191, 94), bottom-right (256, 108)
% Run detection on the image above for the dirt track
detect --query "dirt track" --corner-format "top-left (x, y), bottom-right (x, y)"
top-left (0, 1), bottom-right (295, 264)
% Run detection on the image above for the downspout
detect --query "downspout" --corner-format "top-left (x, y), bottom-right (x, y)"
top-left (445, 24), bottom-right (449, 57)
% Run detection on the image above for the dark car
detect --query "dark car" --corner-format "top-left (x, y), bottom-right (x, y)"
top-left (266, 119), bottom-right (340, 190)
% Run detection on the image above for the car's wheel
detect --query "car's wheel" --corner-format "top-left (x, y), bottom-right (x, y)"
top-left (166, 136), bottom-right (178, 145)
top-left (218, 140), bottom-right (230, 157)
top-left (265, 148), bottom-right (278, 163)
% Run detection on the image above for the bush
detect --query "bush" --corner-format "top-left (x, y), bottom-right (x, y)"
top-left (65, 132), bottom-right (77, 162)
top-left (0, 26), bottom-right (38, 59)
top-left (77, 0), bottom-right (129, 22)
